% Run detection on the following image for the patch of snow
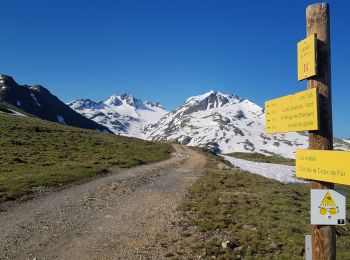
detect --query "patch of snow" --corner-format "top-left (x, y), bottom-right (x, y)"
top-left (222, 155), bottom-right (307, 184)
top-left (186, 90), bottom-right (216, 103)
top-left (31, 93), bottom-right (42, 107)
top-left (0, 109), bottom-right (26, 117)
top-left (17, 100), bottom-right (21, 106)
top-left (1, 86), bottom-right (6, 90)
top-left (57, 115), bottom-right (66, 124)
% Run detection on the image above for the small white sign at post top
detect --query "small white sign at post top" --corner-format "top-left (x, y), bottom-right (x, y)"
top-left (311, 189), bottom-right (346, 225)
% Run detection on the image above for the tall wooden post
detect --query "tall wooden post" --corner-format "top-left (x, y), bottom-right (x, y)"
top-left (306, 3), bottom-right (335, 259)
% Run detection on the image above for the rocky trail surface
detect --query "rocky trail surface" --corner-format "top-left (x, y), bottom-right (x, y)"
top-left (0, 145), bottom-right (206, 260)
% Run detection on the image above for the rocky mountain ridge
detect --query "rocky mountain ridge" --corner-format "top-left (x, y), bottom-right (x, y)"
top-left (2, 73), bottom-right (348, 158)
top-left (0, 74), bottom-right (112, 133)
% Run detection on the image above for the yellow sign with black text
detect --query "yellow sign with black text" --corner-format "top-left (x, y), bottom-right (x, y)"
top-left (298, 34), bottom-right (317, 81)
top-left (296, 150), bottom-right (350, 185)
top-left (265, 88), bottom-right (319, 134)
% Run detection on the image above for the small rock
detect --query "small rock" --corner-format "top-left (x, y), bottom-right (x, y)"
top-left (217, 163), bottom-right (231, 170)
top-left (165, 252), bottom-right (175, 257)
top-left (181, 232), bottom-right (191, 237)
top-left (222, 240), bottom-right (230, 249)
top-left (222, 240), bottom-right (239, 250)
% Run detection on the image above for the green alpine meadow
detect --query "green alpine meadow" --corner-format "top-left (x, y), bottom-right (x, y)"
top-left (0, 111), bottom-right (172, 201)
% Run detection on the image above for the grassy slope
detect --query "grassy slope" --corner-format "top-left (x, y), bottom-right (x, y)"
top-left (226, 152), bottom-right (296, 166)
top-left (0, 113), bottom-right (172, 201)
top-left (179, 153), bottom-right (350, 259)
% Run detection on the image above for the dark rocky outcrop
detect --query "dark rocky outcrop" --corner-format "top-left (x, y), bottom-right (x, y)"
top-left (0, 74), bottom-right (112, 133)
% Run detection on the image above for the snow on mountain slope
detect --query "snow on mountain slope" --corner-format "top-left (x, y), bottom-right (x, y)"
top-left (69, 93), bottom-right (168, 137)
top-left (144, 90), bottom-right (339, 158)
top-left (222, 155), bottom-right (306, 184)
top-left (69, 89), bottom-right (349, 158)
top-left (334, 138), bottom-right (350, 151)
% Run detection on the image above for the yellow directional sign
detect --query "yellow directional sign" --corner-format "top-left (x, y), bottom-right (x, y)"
top-left (296, 150), bottom-right (350, 185)
top-left (265, 88), bottom-right (319, 134)
top-left (298, 34), bottom-right (317, 81)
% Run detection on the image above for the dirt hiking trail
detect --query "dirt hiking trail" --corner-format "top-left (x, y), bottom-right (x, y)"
top-left (0, 144), bottom-right (206, 260)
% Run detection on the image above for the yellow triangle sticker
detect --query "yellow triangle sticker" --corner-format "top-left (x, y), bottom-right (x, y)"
top-left (319, 192), bottom-right (337, 208)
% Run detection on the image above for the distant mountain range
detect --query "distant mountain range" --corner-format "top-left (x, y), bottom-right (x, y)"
top-left (144, 90), bottom-right (309, 157)
top-left (68, 93), bottom-right (167, 137)
top-left (1, 73), bottom-right (349, 158)
top-left (0, 74), bottom-right (111, 133)
top-left (68, 89), bottom-right (350, 158)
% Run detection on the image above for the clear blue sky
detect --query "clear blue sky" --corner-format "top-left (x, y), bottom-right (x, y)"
top-left (0, 0), bottom-right (349, 137)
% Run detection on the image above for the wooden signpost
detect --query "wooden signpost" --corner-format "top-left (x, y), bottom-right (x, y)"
top-left (264, 3), bottom-right (345, 259)
top-left (305, 4), bottom-right (335, 260)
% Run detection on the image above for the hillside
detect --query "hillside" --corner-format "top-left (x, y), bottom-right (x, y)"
top-left (0, 112), bottom-right (172, 201)
top-left (0, 74), bottom-right (111, 133)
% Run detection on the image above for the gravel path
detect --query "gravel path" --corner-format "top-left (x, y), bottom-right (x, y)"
top-left (0, 145), bottom-right (206, 260)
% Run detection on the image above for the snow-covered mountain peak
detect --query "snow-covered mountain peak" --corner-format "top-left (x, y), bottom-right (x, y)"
top-left (183, 90), bottom-right (242, 112)
top-left (119, 93), bottom-right (136, 106)
top-left (104, 93), bottom-right (164, 109)
top-left (68, 99), bottom-right (104, 110)
top-left (105, 95), bottom-right (123, 106)
top-left (185, 90), bottom-right (215, 102)
top-left (69, 93), bottom-right (168, 137)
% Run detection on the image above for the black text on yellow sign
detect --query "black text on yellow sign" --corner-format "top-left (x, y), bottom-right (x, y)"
top-left (265, 88), bottom-right (319, 134)
top-left (296, 150), bottom-right (350, 185)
